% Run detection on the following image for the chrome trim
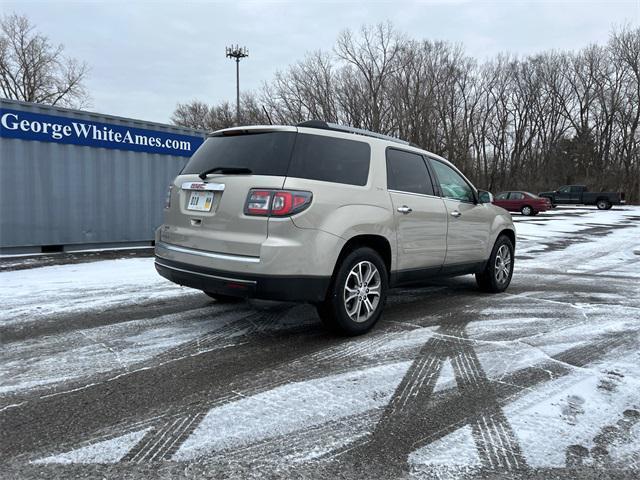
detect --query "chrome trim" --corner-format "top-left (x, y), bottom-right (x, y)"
top-left (156, 241), bottom-right (260, 263)
top-left (155, 260), bottom-right (257, 285)
top-left (388, 189), bottom-right (442, 200)
top-left (181, 182), bottom-right (225, 191)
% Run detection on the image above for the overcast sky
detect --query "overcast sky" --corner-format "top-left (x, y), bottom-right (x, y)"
top-left (3, 0), bottom-right (639, 123)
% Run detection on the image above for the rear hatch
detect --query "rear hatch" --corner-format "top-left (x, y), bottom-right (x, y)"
top-left (162, 127), bottom-right (297, 257)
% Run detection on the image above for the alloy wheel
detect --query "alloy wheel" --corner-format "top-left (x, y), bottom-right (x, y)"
top-left (494, 244), bottom-right (512, 284)
top-left (344, 261), bottom-right (381, 323)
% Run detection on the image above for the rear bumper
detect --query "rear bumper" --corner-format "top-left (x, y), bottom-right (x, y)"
top-left (155, 257), bottom-right (330, 302)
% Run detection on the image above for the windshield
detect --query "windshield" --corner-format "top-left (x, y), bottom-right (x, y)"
top-left (181, 132), bottom-right (296, 176)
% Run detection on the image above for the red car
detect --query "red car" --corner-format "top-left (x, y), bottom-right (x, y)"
top-left (492, 191), bottom-right (551, 216)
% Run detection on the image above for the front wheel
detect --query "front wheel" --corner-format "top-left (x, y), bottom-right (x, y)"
top-left (476, 235), bottom-right (514, 293)
top-left (316, 247), bottom-right (388, 336)
top-left (596, 199), bottom-right (611, 210)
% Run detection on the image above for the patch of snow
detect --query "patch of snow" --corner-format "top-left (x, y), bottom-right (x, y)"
top-left (0, 257), bottom-right (187, 326)
top-left (173, 361), bottom-right (411, 461)
top-left (0, 306), bottom-right (252, 395)
top-left (433, 358), bottom-right (455, 393)
top-left (409, 424), bottom-right (481, 467)
top-left (505, 351), bottom-right (640, 468)
top-left (33, 428), bottom-right (151, 464)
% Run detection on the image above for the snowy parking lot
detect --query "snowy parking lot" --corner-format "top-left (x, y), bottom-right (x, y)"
top-left (1, 207), bottom-right (639, 479)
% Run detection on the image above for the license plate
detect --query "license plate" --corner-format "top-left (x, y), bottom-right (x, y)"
top-left (187, 191), bottom-right (214, 211)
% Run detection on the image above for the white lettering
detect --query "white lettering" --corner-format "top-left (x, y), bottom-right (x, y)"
top-left (0, 113), bottom-right (19, 130)
top-left (2, 111), bottom-right (193, 154)
top-left (72, 122), bottom-right (91, 138)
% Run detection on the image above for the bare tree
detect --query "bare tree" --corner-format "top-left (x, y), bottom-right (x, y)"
top-left (172, 22), bottom-right (640, 202)
top-left (0, 13), bottom-right (90, 108)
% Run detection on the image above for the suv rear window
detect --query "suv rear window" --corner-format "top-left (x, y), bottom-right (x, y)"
top-left (181, 132), bottom-right (296, 176)
top-left (386, 148), bottom-right (435, 195)
top-left (288, 134), bottom-right (370, 186)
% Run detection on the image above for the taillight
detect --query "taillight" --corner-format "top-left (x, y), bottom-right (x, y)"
top-left (245, 189), bottom-right (312, 217)
top-left (164, 185), bottom-right (173, 209)
top-left (246, 190), bottom-right (272, 215)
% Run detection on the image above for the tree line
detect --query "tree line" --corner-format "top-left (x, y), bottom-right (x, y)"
top-left (173, 23), bottom-right (640, 202)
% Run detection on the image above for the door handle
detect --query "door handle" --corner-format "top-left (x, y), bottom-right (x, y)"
top-left (450, 210), bottom-right (462, 218)
top-left (397, 205), bottom-right (412, 214)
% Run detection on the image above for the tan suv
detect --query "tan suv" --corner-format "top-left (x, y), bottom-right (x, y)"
top-left (155, 121), bottom-right (515, 335)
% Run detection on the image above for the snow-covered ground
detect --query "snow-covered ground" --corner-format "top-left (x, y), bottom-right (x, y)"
top-left (0, 257), bottom-right (187, 327)
top-left (1, 206), bottom-right (639, 479)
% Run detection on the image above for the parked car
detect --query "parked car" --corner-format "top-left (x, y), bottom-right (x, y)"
top-left (492, 191), bottom-right (551, 216)
top-left (155, 121), bottom-right (516, 335)
top-left (538, 185), bottom-right (625, 210)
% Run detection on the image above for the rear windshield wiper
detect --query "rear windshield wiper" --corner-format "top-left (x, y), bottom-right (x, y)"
top-left (198, 166), bottom-right (252, 180)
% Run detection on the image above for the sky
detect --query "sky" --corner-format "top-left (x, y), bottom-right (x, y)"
top-left (2, 0), bottom-right (639, 124)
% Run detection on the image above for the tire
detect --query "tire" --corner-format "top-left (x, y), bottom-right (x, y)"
top-left (203, 291), bottom-right (244, 303)
top-left (596, 199), bottom-right (610, 210)
top-left (521, 205), bottom-right (534, 216)
top-left (605, 204), bottom-right (613, 210)
top-left (476, 235), bottom-right (514, 293)
top-left (316, 247), bottom-right (388, 336)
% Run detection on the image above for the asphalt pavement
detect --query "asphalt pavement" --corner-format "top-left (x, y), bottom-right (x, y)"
top-left (1, 207), bottom-right (639, 479)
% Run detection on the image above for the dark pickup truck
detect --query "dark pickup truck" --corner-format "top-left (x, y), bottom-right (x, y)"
top-left (538, 185), bottom-right (626, 210)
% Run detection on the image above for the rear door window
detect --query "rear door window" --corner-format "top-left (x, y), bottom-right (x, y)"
top-left (181, 131), bottom-right (296, 176)
top-left (288, 134), bottom-right (370, 186)
top-left (386, 149), bottom-right (435, 195)
top-left (509, 192), bottom-right (525, 200)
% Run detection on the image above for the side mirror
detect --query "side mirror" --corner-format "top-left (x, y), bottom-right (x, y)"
top-left (478, 190), bottom-right (493, 204)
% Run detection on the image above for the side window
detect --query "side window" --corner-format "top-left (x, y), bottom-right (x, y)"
top-left (429, 159), bottom-right (475, 203)
top-left (495, 192), bottom-right (509, 200)
top-left (288, 134), bottom-right (370, 186)
top-left (509, 192), bottom-right (524, 200)
top-left (386, 149), bottom-right (434, 195)
top-left (558, 186), bottom-right (570, 193)
top-left (570, 186), bottom-right (582, 193)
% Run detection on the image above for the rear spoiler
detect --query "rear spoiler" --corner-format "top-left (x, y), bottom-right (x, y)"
top-left (209, 125), bottom-right (297, 137)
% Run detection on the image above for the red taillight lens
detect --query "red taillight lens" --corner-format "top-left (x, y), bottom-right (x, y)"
top-left (272, 192), bottom-right (293, 215)
top-left (246, 190), bottom-right (272, 215)
top-left (245, 189), bottom-right (312, 217)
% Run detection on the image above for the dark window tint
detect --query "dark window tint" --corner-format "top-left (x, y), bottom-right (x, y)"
top-left (509, 192), bottom-right (525, 200)
top-left (386, 149), bottom-right (434, 195)
top-left (182, 132), bottom-right (296, 176)
top-left (288, 134), bottom-right (370, 186)
top-left (570, 186), bottom-right (583, 193)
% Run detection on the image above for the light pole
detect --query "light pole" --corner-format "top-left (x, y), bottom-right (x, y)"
top-left (225, 45), bottom-right (248, 126)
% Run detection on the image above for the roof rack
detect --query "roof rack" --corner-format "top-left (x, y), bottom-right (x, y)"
top-left (297, 120), bottom-right (410, 146)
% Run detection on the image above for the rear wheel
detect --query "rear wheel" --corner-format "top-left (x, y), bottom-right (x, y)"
top-left (521, 205), bottom-right (534, 216)
top-left (316, 247), bottom-right (388, 336)
top-left (476, 235), bottom-right (514, 293)
top-left (203, 291), bottom-right (244, 303)
top-left (596, 199), bottom-right (611, 210)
